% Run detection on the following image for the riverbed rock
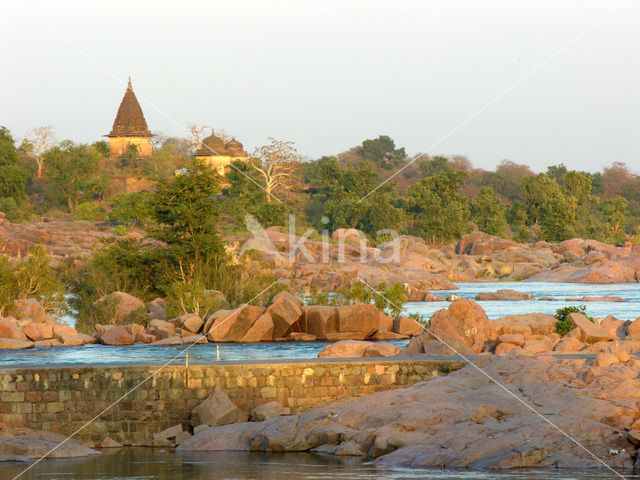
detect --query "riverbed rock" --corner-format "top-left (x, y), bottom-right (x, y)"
top-left (554, 335), bottom-right (585, 352)
top-left (403, 299), bottom-right (493, 356)
top-left (392, 316), bottom-right (424, 337)
top-left (21, 322), bottom-right (53, 341)
top-left (207, 306), bottom-right (266, 342)
top-left (100, 326), bottom-right (135, 346)
top-left (191, 387), bottom-right (249, 427)
top-left (268, 296), bottom-right (303, 339)
top-left (475, 289), bottom-right (533, 301)
top-left (318, 340), bottom-right (401, 358)
top-left (179, 313), bottom-right (203, 334)
top-left (147, 298), bottom-right (168, 321)
top-left (0, 428), bottom-right (101, 460)
top-left (94, 291), bottom-right (146, 324)
top-left (336, 304), bottom-right (392, 337)
top-left (0, 338), bottom-right (34, 350)
top-left (568, 313), bottom-right (614, 344)
top-left (627, 318), bottom-right (640, 336)
top-left (250, 401), bottom-right (290, 421)
top-left (11, 298), bottom-right (50, 323)
top-left (565, 296), bottom-right (627, 303)
top-left (0, 318), bottom-right (28, 341)
top-left (493, 313), bottom-right (557, 337)
top-left (240, 312), bottom-right (274, 343)
top-left (304, 306), bottom-right (338, 338)
top-left (178, 354), bottom-right (639, 471)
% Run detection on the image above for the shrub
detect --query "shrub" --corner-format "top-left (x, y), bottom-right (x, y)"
top-left (73, 201), bottom-right (106, 221)
top-left (555, 305), bottom-right (591, 336)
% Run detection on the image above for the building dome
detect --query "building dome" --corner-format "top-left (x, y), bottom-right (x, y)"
top-left (195, 129), bottom-right (229, 156)
top-left (225, 137), bottom-right (246, 155)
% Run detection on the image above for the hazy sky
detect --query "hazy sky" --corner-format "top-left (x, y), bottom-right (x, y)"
top-left (2, 0), bottom-right (638, 173)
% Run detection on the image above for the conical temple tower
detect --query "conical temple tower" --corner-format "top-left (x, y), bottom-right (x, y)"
top-left (106, 77), bottom-right (152, 157)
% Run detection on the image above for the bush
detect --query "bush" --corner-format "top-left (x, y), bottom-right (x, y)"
top-left (73, 201), bottom-right (106, 221)
top-left (555, 305), bottom-right (591, 336)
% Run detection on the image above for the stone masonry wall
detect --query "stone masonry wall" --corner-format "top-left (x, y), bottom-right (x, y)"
top-left (0, 358), bottom-right (465, 446)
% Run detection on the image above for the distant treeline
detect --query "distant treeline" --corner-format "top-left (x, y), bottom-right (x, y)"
top-left (1, 127), bottom-right (639, 246)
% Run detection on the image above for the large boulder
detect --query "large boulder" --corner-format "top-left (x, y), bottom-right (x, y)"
top-left (318, 340), bottom-right (401, 358)
top-left (403, 299), bottom-right (493, 356)
top-left (94, 292), bottom-right (146, 325)
top-left (241, 312), bottom-right (274, 343)
top-left (190, 387), bottom-right (248, 427)
top-left (304, 306), bottom-right (338, 338)
top-left (0, 338), bottom-right (34, 350)
top-left (493, 313), bottom-right (557, 337)
top-left (475, 289), bottom-right (533, 301)
top-left (568, 313), bottom-right (614, 344)
top-left (12, 298), bottom-right (50, 322)
top-left (336, 304), bottom-right (392, 337)
top-left (100, 326), bottom-right (135, 346)
top-left (250, 401), bottom-right (290, 421)
top-left (206, 306), bottom-right (266, 342)
top-left (179, 313), bottom-right (203, 334)
top-left (268, 296), bottom-right (303, 339)
top-left (22, 322), bottom-right (53, 341)
top-left (0, 429), bottom-right (101, 460)
top-left (0, 318), bottom-right (28, 340)
top-left (392, 316), bottom-right (424, 337)
top-left (147, 298), bottom-right (168, 321)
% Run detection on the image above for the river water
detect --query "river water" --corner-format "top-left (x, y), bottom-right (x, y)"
top-left (0, 449), bottom-right (634, 480)
top-left (0, 282), bottom-right (639, 367)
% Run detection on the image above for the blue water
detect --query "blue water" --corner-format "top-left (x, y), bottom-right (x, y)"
top-left (0, 282), bottom-right (638, 367)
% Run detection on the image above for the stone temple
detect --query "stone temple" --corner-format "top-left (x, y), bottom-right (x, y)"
top-left (106, 77), bottom-right (152, 157)
top-left (195, 129), bottom-right (248, 175)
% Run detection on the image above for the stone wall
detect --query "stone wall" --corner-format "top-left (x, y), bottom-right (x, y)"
top-left (0, 357), bottom-right (465, 446)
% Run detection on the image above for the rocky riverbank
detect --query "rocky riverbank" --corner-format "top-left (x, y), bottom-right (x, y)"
top-left (177, 352), bottom-right (640, 472)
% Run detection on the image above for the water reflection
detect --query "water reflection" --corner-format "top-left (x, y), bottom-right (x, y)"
top-left (0, 449), bottom-right (634, 480)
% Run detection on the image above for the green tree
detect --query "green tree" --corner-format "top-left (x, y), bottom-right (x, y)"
top-left (0, 127), bottom-right (29, 203)
top-left (44, 141), bottom-right (107, 211)
top-left (521, 173), bottom-right (562, 225)
top-left (471, 186), bottom-right (508, 237)
top-left (406, 170), bottom-right (470, 244)
top-left (360, 135), bottom-right (407, 169)
top-left (539, 194), bottom-right (575, 242)
top-left (601, 196), bottom-right (628, 242)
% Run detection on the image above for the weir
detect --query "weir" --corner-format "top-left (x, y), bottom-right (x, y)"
top-left (0, 357), bottom-right (466, 445)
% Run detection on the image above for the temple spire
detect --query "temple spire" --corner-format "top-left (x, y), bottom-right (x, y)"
top-left (127, 76), bottom-right (132, 90)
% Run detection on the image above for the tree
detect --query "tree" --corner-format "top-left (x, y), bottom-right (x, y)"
top-left (186, 123), bottom-right (208, 152)
top-left (0, 127), bottom-right (28, 202)
top-left (359, 135), bottom-right (407, 169)
top-left (25, 125), bottom-right (57, 178)
top-left (601, 196), bottom-right (628, 242)
top-left (251, 138), bottom-right (300, 202)
top-left (406, 170), bottom-right (470, 244)
top-left (471, 186), bottom-right (508, 237)
top-left (546, 164), bottom-right (567, 183)
top-left (539, 194), bottom-right (575, 242)
top-left (44, 141), bottom-right (107, 211)
top-left (521, 173), bottom-right (562, 225)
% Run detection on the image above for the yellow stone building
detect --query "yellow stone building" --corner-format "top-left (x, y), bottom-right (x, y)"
top-left (194, 129), bottom-right (249, 175)
top-left (106, 77), bottom-right (152, 157)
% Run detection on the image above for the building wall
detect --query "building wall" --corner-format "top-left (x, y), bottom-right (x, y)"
top-left (0, 358), bottom-right (465, 446)
top-left (196, 154), bottom-right (246, 175)
top-left (109, 137), bottom-right (152, 157)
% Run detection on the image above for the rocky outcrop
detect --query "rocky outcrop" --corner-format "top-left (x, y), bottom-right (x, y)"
top-left (191, 387), bottom-right (249, 427)
top-left (0, 428), bottom-right (101, 461)
top-left (475, 289), bottom-right (533, 301)
top-left (177, 353), bottom-right (640, 471)
top-left (318, 340), bottom-right (402, 358)
top-left (93, 292), bottom-right (147, 325)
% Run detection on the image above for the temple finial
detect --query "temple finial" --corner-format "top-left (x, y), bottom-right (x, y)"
top-left (127, 76), bottom-right (132, 89)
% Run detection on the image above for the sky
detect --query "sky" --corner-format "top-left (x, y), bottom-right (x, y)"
top-left (1, 0), bottom-right (639, 173)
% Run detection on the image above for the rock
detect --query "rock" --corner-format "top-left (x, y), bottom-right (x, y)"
top-left (124, 323), bottom-right (145, 338)
top-left (21, 322), bottom-right (53, 341)
top-left (565, 296), bottom-right (627, 303)
top-left (494, 343), bottom-right (521, 355)
top-left (522, 335), bottom-right (559, 354)
top-left (493, 313), bottom-right (557, 336)
top-left (368, 330), bottom-right (407, 341)
top-left (271, 291), bottom-right (303, 309)
top-left (403, 299), bottom-right (493, 356)
top-left (94, 291), bottom-right (146, 324)
top-left (336, 304), bottom-right (392, 337)
top-left (179, 354), bottom-right (639, 470)
top-left (100, 326), bottom-right (135, 346)
top-left (151, 336), bottom-right (183, 346)
top-left (135, 331), bottom-right (157, 343)
top-left (33, 339), bottom-right (61, 348)
top-left (250, 401), bottom-right (289, 421)
top-left (175, 430), bottom-right (192, 444)
top-left (148, 319), bottom-right (175, 330)
top-left (496, 334), bottom-right (525, 347)
top-left (11, 298), bottom-right (49, 322)
top-left (475, 289), bottom-right (533, 301)
top-left (304, 306), bottom-right (338, 338)
top-left (627, 318), bottom-right (640, 336)
top-left (0, 318), bottom-right (28, 340)
top-left (207, 306), bottom-right (266, 342)
top-left (593, 352), bottom-right (618, 368)
top-left (0, 429), bottom-right (101, 460)
top-left (268, 296), bottom-right (303, 339)
top-left (191, 387), bottom-right (249, 427)
top-left (182, 335), bottom-right (207, 345)
top-left (194, 424), bottom-right (210, 435)
top-left (53, 324), bottom-right (78, 337)
top-left (568, 313), bottom-right (614, 344)
top-left (392, 316), bottom-right (424, 337)
top-left (179, 313), bottom-right (203, 334)
top-left (147, 326), bottom-right (174, 340)
top-left (554, 335), bottom-right (585, 352)
top-left (600, 315), bottom-right (627, 338)
top-left (100, 437), bottom-right (122, 448)
top-left (56, 332), bottom-right (91, 346)
top-left (153, 424), bottom-right (183, 442)
top-left (240, 312), bottom-right (274, 343)
top-left (318, 340), bottom-right (401, 358)
top-left (332, 228), bottom-right (365, 244)
top-left (94, 324), bottom-right (114, 336)
top-left (0, 338), bottom-right (34, 350)
top-left (147, 298), bottom-right (168, 320)
top-left (287, 332), bottom-right (317, 341)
